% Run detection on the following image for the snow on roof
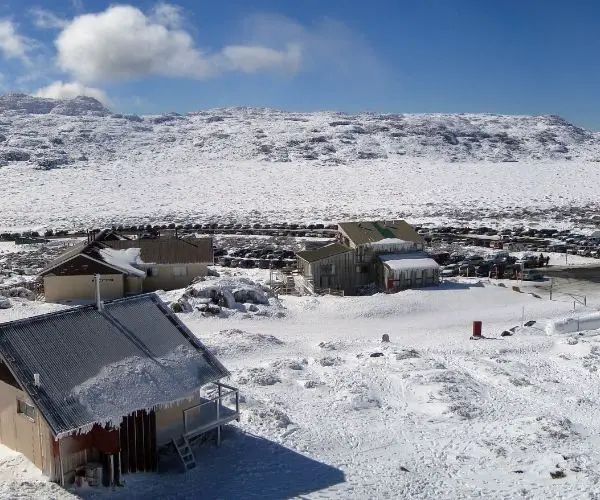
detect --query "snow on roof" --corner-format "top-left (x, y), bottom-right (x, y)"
top-left (72, 344), bottom-right (209, 428)
top-left (369, 238), bottom-right (409, 246)
top-left (0, 294), bottom-right (229, 437)
top-left (379, 253), bottom-right (440, 271)
top-left (98, 247), bottom-right (146, 277)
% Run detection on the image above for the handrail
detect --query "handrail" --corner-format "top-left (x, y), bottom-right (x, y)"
top-left (218, 381), bottom-right (238, 392)
top-left (185, 388), bottom-right (238, 412)
top-left (183, 384), bottom-right (240, 435)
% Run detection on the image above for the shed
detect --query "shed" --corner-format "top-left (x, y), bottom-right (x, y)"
top-left (0, 294), bottom-right (239, 485)
top-left (378, 253), bottom-right (440, 292)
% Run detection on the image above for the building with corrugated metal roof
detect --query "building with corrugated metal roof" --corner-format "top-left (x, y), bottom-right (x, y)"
top-left (40, 230), bottom-right (214, 302)
top-left (295, 220), bottom-right (439, 295)
top-left (0, 293), bottom-right (239, 486)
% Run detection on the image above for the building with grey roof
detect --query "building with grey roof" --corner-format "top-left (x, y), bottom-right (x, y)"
top-left (0, 293), bottom-right (239, 485)
top-left (40, 230), bottom-right (214, 302)
top-left (295, 220), bottom-right (438, 295)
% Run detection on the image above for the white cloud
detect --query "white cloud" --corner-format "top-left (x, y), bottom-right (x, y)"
top-left (239, 14), bottom-right (385, 78)
top-left (220, 44), bottom-right (301, 74)
top-left (34, 80), bottom-right (109, 104)
top-left (150, 2), bottom-right (183, 28)
top-left (54, 4), bottom-right (303, 84)
top-left (30, 8), bottom-right (69, 29)
top-left (0, 19), bottom-right (33, 62)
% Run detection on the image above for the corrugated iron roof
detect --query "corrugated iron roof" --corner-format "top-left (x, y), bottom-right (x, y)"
top-left (106, 238), bottom-right (213, 264)
top-left (40, 241), bottom-right (144, 276)
top-left (296, 242), bottom-right (353, 263)
top-left (338, 220), bottom-right (423, 246)
top-left (0, 294), bottom-right (229, 437)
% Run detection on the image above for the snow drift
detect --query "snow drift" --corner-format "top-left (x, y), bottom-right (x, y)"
top-left (545, 311), bottom-right (600, 335)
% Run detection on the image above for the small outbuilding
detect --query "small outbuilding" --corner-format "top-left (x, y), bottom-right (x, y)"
top-left (378, 253), bottom-right (440, 292)
top-left (0, 294), bottom-right (239, 486)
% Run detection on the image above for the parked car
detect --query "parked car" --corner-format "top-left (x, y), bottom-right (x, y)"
top-left (441, 264), bottom-right (459, 277)
top-left (522, 270), bottom-right (544, 281)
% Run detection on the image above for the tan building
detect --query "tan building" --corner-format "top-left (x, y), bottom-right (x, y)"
top-left (296, 220), bottom-right (439, 295)
top-left (0, 294), bottom-right (239, 487)
top-left (39, 241), bottom-right (146, 303)
top-left (96, 230), bottom-right (213, 293)
top-left (41, 231), bottom-right (214, 302)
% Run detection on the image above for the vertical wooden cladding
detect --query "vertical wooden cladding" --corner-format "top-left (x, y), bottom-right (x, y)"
top-left (127, 414), bottom-right (136, 472)
top-left (119, 420), bottom-right (129, 474)
top-left (135, 411), bottom-right (145, 472)
top-left (120, 410), bottom-right (157, 474)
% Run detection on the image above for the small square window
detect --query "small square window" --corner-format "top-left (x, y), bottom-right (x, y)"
top-left (147, 267), bottom-right (159, 277)
top-left (173, 266), bottom-right (187, 277)
top-left (17, 399), bottom-right (36, 420)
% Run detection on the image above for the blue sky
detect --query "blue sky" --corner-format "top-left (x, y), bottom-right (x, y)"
top-left (1, 0), bottom-right (599, 129)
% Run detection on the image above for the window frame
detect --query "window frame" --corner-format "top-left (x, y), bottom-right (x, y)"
top-left (17, 399), bottom-right (36, 421)
top-left (173, 266), bottom-right (187, 277)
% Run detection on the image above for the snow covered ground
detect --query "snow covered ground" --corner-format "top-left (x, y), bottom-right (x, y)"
top-left (2, 158), bottom-right (600, 232)
top-left (2, 273), bottom-right (600, 498)
top-left (1, 95), bottom-right (600, 231)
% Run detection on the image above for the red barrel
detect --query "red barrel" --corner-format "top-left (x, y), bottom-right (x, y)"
top-left (472, 321), bottom-right (482, 337)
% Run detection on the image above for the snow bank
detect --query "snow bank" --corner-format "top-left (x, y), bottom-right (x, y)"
top-left (173, 274), bottom-right (285, 318)
top-left (71, 345), bottom-right (208, 426)
top-left (187, 275), bottom-right (270, 305)
top-left (545, 311), bottom-right (600, 335)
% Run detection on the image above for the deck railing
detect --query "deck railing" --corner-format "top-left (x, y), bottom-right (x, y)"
top-left (182, 382), bottom-right (240, 438)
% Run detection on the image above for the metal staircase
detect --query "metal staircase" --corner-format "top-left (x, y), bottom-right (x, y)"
top-left (172, 435), bottom-right (196, 471)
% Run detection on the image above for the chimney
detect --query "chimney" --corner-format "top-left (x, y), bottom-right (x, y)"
top-left (94, 274), bottom-right (104, 312)
top-left (34, 373), bottom-right (40, 387)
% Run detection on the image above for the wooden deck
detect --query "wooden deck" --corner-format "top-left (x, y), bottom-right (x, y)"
top-left (183, 383), bottom-right (240, 441)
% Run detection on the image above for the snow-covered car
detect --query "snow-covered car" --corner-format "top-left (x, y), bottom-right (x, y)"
top-left (522, 270), bottom-right (544, 281)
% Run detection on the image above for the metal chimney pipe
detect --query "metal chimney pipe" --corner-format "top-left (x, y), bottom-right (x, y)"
top-left (94, 274), bottom-right (103, 311)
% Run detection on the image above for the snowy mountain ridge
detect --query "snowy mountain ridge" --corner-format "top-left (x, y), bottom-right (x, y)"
top-left (1, 93), bottom-right (599, 170)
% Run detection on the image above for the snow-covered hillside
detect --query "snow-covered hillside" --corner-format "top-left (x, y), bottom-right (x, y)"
top-left (2, 93), bottom-right (600, 230)
top-left (1, 93), bottom-right (598, 169)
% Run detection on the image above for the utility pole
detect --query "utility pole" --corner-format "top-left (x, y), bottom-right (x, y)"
top-left (549, 277), bottom-right (553, 300)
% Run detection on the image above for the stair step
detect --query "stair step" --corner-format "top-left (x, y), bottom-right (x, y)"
top-left (172, 435), bottom-right (197, 472)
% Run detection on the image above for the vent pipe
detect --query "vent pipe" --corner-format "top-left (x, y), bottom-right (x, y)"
top-left (94, 274), bottom-right (104, 311)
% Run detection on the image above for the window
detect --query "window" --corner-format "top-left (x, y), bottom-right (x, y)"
top-left (147, 267), bottom-right (159, 277)
top-left (173, 266), bottom-right (187, 277)
top-left (17, 399), bottom-right (36, 420)
top-left (320, 264), bottom-right (335, 275)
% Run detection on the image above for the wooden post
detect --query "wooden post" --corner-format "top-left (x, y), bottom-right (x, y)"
top-left (58, 439), bottom-right (64, 487)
